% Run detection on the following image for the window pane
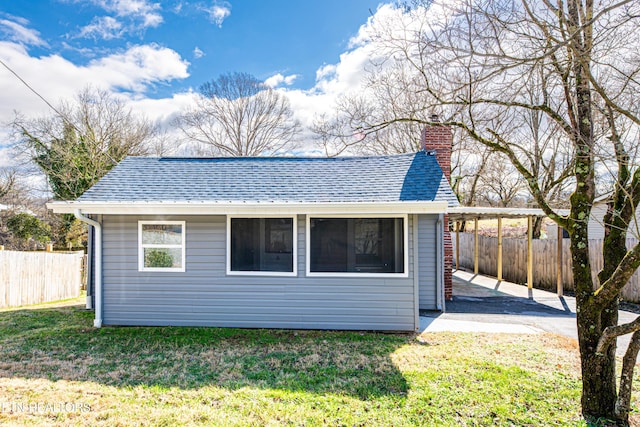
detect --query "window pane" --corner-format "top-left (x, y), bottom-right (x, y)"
top-left (310, 218), bottom-right (348, 272)
top-left (310, 218), bottom-right (404, 273)
top-left (231, 218), bottom-right (293, 272)
top-left (143, 247), bottom-right (182, 269)
top-left (142, 224), bottom-right (182, 245)
top-left (265, 218), bottom-right (293, 253)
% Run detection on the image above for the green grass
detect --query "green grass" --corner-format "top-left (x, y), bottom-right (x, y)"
top-left (0, 301), bottom-right (611, 426)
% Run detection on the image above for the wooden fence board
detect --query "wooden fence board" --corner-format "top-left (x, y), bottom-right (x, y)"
top-left (0, 251), bottom-right (83, 308)
top-left (454, 234), bottom-right (640, 303)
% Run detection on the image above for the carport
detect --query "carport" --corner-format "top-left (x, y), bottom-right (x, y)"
top-left (447, 207), bottom-right (569, 297)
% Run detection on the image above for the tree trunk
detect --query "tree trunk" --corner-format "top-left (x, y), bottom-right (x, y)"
top-left (532, 216), bottom-right (543, 239)
top-left (577, 298), bottom-right (619, 423)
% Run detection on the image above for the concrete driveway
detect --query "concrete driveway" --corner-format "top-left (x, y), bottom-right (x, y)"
top-left (420, 270), bottom-right (638, 356)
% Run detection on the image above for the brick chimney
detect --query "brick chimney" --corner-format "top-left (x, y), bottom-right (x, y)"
top-left (420, 114), bottom-right (451, 182)
top-left (421, 114), bottom-right (454, 301)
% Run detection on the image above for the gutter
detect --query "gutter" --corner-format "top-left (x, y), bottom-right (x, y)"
top-left (436, 214), bottom-right (444, 311)
top-left (74, 209), bottom-right (103, 328)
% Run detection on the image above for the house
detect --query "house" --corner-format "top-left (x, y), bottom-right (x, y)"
top-left (547, 194), bottom-right (640, 241)
top-left (47, 124), bottom-right (458, 331)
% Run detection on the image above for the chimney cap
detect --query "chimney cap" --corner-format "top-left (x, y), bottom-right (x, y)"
top-left (430, 114), bottom-right (440, 123)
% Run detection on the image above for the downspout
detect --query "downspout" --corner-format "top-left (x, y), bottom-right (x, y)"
top-left (436, 214), bottom-right (444, 311)
top-left (74, 209), bottom-right (102, 328)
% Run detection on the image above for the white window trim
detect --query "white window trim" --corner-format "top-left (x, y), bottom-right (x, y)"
top-left (305, 214), bottom-right (409, 278)
top-left (226, 215), bottom-right (298, 277)
top-left (138, 220), bottom-right (186, 273)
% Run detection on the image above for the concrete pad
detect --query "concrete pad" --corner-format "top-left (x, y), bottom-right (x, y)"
top-left (419, 315), bottom-right (542, 334)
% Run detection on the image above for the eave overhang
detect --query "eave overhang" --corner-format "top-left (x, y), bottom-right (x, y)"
top-left (47, 200), bottom-right (450, 216)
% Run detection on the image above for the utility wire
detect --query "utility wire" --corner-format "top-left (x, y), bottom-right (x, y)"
top-left (0, 57), bottom-right (119, 165)
top-left (0, 58), bottom-right (67, 119)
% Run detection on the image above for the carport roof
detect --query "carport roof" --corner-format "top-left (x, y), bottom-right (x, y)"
top-left (447, 206), bottom-right (570, 220)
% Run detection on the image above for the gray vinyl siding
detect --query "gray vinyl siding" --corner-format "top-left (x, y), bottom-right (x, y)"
top-left (417, 215), bottom-right (438, 310)
top-left (101, 214), bottom-right (424, 331)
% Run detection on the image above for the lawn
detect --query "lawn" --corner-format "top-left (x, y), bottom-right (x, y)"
top-left (0, 300), bottom-right (608, 426)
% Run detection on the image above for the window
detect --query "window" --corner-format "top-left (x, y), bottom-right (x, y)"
top-left (228, 217), bottom-right (296, 275)
top-left (138, 221), bottom-right (185, 272)
top-left (308, 216), bottom-right (406, 276)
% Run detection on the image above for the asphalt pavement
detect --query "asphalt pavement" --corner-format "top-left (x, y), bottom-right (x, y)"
top-left (420, 270), bottom-right (638, 356)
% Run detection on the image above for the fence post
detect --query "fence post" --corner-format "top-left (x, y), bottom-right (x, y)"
top-left (497, 217), bottom-right (503, 281)
top-left (46, 243), bottom-right (53, 252)
top-left (527, 216), bottom-right (533, 290)
top-left (557, 226), bottom-right (563, 296)
top-left (474, 218), bottom-right (479, 275)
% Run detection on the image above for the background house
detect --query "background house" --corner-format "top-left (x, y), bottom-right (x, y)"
top-left (547, 194), bottom-right (640, 240)
top-left (48, 124), bottom-right (457, 331)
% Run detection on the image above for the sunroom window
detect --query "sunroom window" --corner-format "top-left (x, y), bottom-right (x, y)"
top-left (228, 217), bottom-right (296, 275)
top-left (138, 221), bottom-right (185, 272)
top-left (308, 217), bottom-right (405, 274)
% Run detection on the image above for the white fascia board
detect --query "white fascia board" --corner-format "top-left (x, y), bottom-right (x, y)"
top-left (47, 200), bottom-right (449, 215)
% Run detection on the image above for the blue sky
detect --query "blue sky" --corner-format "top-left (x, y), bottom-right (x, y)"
top-left (2, 1), bottom-right (383, 98)
top-left (0, 0), bottom-right (417, 170)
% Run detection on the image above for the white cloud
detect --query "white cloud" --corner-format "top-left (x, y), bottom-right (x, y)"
top-left (202, 2), bottom-right (231, 27)
top-left (74, 0), bottom-right (163, 39)
top-left (78, 16), bottom-right (124, 40)
top-left (278, 4), bottom-right (425, 152)
top-left (89, 0), bottom-right (163, 26)
top-left (264, 73), bottom-right (298, 88)
top-left (0, 41), bottom-right (190, 127)
top-left (0, 18), bottom-right (47, 47)
top-left (88, 44), bottom-right (190, 92)
top-left (193, 46), bottom-right (205, 59)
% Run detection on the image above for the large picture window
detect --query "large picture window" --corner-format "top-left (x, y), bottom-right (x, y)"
top-left (138, 221), bottom-right (185, 272)
top-left (228, 217), bottom-right (296, 275)
top-left (308, 216), bottom-right (406, 276)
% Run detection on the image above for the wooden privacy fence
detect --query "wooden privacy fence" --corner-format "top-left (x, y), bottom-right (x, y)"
top-left (454, 233), bottom-right (640, 303)
top-left (0, 250), bottom-right (84, 308)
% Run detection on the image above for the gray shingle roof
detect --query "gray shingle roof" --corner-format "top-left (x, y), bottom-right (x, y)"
top-left (77, 151), bottom-right (459, 206)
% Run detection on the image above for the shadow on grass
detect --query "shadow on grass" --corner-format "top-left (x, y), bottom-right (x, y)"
top-left (0, 304), bottom-right (409, 400)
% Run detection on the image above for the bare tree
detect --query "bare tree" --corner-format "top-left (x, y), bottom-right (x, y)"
top-left (14, 87), bottom-right (156, 200)
top-left (346, 1), bottom-right (640, 423)
top-left (0, 170), bottom-right (15, 200)
top-left (476, 155), bottom-right (527, 207)
top-left (177, 72), bottom-right (300, 156)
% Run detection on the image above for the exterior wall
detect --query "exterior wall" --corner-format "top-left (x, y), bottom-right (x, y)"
top-left (547, 203), bottom-right (640, 240)
top-left (417, 215), bottom-right (439, 310)
top-left (100, 214), bottom-right (436, 331)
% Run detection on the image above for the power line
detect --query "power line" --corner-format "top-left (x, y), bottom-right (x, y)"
top-left (0, 57), bottom-right (119, 165)
top-left (0, 58), bottom-right (66, 119)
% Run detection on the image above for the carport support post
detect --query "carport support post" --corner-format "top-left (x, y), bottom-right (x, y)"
top-left (527, 215), bottom-right (533, 290)
top-left (455, 221), bottom-right (460, 271)
top-left (474, 218), bottom-right (479, 275)
top-left (497, 217), bottom-right (503, 281)
top-left (557, 225), bottom-right (563, 297)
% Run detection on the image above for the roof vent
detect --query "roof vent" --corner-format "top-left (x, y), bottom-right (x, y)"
top-left (426, 150), bottom-right (437, 156)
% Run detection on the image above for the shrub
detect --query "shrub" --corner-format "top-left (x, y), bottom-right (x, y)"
top-left (145, 250), bottom-right (173, 268)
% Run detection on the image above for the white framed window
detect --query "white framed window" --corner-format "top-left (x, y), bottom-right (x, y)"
top-left (227, 216), bottom-right (297, 276)
top-left (306, 214), bottom-right (408, 278)
top-left (138, 221), bottom-right (186, 272)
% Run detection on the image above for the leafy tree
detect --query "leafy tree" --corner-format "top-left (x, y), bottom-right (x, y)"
top-left (178, 72), bottom-right (300, 156)
top-left (330, 1), bottom-right (640, 424)
top-left (6, 213), bottom-right (50, 247)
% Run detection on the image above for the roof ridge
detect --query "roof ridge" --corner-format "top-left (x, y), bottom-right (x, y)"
top-left (123, 152), bottom-right (423, 162)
